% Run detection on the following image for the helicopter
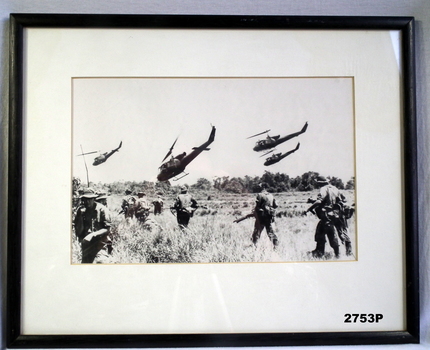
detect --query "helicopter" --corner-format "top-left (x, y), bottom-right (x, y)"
top-left (263, 143), bottom-right (300, 166)
top-left (249, 122), bottom-right (308, 152)
top-left (157, 126), bottom-right (216, 182)
top-left (78, 141), bottom-right (122, 166)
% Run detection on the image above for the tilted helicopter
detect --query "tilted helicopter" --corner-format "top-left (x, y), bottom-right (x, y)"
top-left (78, 141), bottom-right (122, 166)
top-left (157, 126), bottom-right (216, 182)
top-left (263, 142), bottom-right (300, 166)
top-left (249, 122), bottom-right (308, 152)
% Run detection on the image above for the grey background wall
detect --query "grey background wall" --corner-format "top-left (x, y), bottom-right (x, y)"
top-left (1, 1), bottom-right (429, 349)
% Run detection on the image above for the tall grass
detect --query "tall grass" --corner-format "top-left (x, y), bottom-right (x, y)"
top-left (72, 190), bottom-right (356, 264)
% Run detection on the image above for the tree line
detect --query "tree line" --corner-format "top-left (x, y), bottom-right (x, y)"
top-left (200, 171), bottom-right (353, 193)
top-left (74, 171), bottom-right (354, 196)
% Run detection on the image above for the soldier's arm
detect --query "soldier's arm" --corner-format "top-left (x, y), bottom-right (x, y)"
top-left (254, 194), bottom-right (261, 209)
top-left (191, 198), bottom-right (198, 209)
top-left (305, 199), bottom-right (322, 214)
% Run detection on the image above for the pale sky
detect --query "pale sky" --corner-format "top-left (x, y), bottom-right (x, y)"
top-left (72, 77), bottom-right (355, 186)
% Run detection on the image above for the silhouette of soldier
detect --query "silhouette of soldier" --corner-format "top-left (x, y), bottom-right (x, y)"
top-left (152, 195), bottom-right (164, 215)
top-left (252, 183), bottom-right (279, 248)
top-left (173, 185), bottom-right (197, 228)
top-left (135, 192), bottom-right (151, 223)
top-left (332, 200), bottom-right (355, 256)
top-left (74, 188), bottom-right (112, 263)
top-left (121, 189), bottom-right (136, 218)
top-left (304, 176), bottom-right (343, 259)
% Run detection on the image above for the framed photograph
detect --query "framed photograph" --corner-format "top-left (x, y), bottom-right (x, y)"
top-left (8, 14), bottom-right (419, 347)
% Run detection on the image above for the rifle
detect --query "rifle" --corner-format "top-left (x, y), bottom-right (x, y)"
top-left (170, 204), bottom-right (208, 216)
top-left (233, 212), bottom-right (255, 223)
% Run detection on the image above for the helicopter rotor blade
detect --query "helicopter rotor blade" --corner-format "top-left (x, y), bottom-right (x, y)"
top-left (77, 151), bottom-right (98, 156)
top-left (247, 129), bottom-right (270, 139)
top-left (161, 136), bottom-right (178, 163)
top-left (260, 149), bottom-right (275, 157)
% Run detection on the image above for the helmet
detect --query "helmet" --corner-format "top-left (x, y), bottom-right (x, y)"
top-left (80, 188), bottom-right (97, 199)
top-left (315, 176), bottom-right (329, 185)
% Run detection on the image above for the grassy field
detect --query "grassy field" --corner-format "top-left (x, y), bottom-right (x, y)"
top-left (71, 190), bottom-right (356, 264)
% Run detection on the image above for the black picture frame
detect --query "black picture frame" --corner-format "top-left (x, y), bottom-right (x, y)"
top-left (7, 14), bottom-right (419, 348)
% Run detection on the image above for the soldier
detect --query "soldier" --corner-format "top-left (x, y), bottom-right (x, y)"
top-left (135, 192), bottom-right (151, 223)
top-left (74, 189), bottom-right (112, 263)
top-left (152, 194), bottom-right (164, 215)
top-left (252, 183), bottom-right (279, 248)
top-left (304, 176), bottom-right (343, 259)
top-left (332, 200), bottom-right (355, 256)
top-left (121, 189), bottom-right (136, 218)
top-left (172, 185), bottom-right (197, 228)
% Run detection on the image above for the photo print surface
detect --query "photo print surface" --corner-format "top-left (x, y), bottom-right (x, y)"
top-left (72, 77), bottom-right (356, 264)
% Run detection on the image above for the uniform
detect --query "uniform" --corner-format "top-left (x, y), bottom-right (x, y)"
top-left (74, 192), bottom-right (112, 264)
top-left (306, 179), bottom-right (343, 258)
top-left (252, 189), bottom-right (279, 247)
top-left (135, 193), bottom-right (150, 223)
top-left (332, 200), bottom-right (354, 256)
top-left (122, 192), bottom-right (136, 218)
top-left (152, 197), bottom-right (164, 215)
top-left (173, 188), bottom-right (197, 228)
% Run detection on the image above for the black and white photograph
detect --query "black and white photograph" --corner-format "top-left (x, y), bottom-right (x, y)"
top-left (6, 11), bottom-right (423, 348)
top-left (72, 77), bottom-right (356, 264)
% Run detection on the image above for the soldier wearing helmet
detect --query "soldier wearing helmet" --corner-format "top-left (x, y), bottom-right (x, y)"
top-left (304, 176), bottom-right (348, 259)
top-left (252, 182), bottom-right (279, 248)
top-left (73, 188), bottom-right (112, 263)
top-left (121, 189), bottom-right (136, 218)
top-left (135, 192), bottom-right (151, 223)
top-left (172, 185), bottom-right (197, 228)
top-left (152, 194), bottom-right (164, 215)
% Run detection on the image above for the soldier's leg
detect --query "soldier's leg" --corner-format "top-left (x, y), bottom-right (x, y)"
top-left (252, 220), bottom-right (264, 245)
top-left (264, 220), bottom-right (279, 247)
top-left (345, 241), bottom-right (352, 256)
top-left (177, 212), bottom-right (190, 228)
top-left (337, 226), bottom-right (352, 256)
top-left (326, 224), bottom-right (340, 258)
top-left (312, 220), bottom-right (326, 258)
top-left (342, 231), bottom-right (352, 256)
top-left (183, 214), bottom-right (190, 227)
